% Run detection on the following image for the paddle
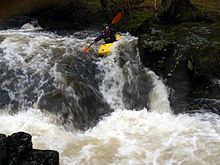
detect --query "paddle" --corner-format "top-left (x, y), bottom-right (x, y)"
top-left (83, 41), bottom-right (95, 53)
top-left (82, 12), bottom-right (122, 53)
top-left (112, 12), bottom-right (122, 24)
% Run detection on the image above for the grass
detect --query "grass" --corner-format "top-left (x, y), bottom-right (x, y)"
top-left (191, 0), bottom-right (220, 12)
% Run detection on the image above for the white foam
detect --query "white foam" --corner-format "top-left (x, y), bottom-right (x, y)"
top-left (148, 70), bottom-right (171, 113)
top-left (0, 108), bottom-right (219, 165)
top-left (95, 34), bottom-right (139, 110)
top-left (96, 50), bottom-right (125, 109)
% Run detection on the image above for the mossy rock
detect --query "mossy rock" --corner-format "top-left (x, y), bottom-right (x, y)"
top-left (188, 45), bottom-right (220, 78)
top-left (124, 11), bottom-right (155, 35)
top-left (138, 20), bottom-right (220, 113)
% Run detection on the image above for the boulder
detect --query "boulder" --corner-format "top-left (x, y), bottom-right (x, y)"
top-left (0, 132), bottom-right (59, 165)
top-left (38, 55), bottom-right (112, 130)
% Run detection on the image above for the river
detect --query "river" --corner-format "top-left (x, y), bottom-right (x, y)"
top-left (0, 24), bottom-right (219, 164)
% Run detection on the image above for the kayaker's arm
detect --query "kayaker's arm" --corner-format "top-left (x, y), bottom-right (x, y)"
top-left (94, 33), bottom-right (104, 42)
top-left (110, 28), bottom-right (116, 34)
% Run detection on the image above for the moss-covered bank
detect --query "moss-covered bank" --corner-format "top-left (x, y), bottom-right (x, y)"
top-left (138, 20), bottom-right (220, 113)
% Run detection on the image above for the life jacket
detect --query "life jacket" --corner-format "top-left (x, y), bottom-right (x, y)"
top-left (103, 28), bottom-right (116, 43)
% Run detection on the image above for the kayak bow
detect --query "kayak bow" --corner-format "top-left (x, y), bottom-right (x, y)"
top-left (98, 34), bottom-right (121, 56)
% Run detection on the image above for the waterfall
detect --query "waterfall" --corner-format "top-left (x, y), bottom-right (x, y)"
top-left (0, 26), bottom-right (219, 164)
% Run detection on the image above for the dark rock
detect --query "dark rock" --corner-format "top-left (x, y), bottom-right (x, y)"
top-left (38, 80), bottom-right (112, 131)
top-left (0, 16), bottom-right (38, 30)
top-left (185, 98), bottom-right (220, 115)
top-left (138, 23), bottom-right (220, 113)
top-left (0, 134), bottom-right (6, 139)
top-left (0, 134), bottom-right (7, 164)
top-left (138, 33), bottom-right (175, 76)
top-left (38, 55), bottom-right (112, 130)
top-left (7, 132), bottom-right (33, 164)
top-left (23, 149), bottom-right (59, 165)
top-left (0, 132), bottom-right (59, 165)
top-left (0, 89), bottom-right (10, 108)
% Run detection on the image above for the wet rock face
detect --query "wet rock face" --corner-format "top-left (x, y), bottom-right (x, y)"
top-left (38, 55), bottom-right (112, 130)
top-left (0, 132), bottom-right (59, 165)
top-left (187, 44), bottom-right (220, 78)
top-left (6, 132), bottom-right (32, 164)
top-left (38, 83), bottom-right (112, 130)
top-left (0, 134), bottom-right (7, 164)
top-left (0, 89), bottom-right (10, 108)
top-left (138, 33), bottom-right (175, 77)
top-left (118, 40), bottom-right (153, 110)
top-left (0, 16), bottom-right (39, 30)
top-left (23, 149), bottom-right (59, 165)
top-left (138, 23), bottom-right (220, 113)
top-left (185, 98), bottom-right (220, 115)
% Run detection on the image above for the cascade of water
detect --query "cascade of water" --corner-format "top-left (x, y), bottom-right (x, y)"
top-left (96, 34), bottom-right (171, 113)
top-left (0, 27), bottom-right (219, 165)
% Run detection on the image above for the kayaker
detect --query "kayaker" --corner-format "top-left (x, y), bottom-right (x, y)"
top-left (94, 24), bottom-right (117, 44)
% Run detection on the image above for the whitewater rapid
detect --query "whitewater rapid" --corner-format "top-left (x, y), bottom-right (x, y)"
top-left (0, 25), bottom-right (219, 164)
top-left (1, 108), bottom-right (219, 164)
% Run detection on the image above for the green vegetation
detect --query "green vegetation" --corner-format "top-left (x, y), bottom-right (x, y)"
top-left (0, 0), bottom-right (219, 30)
top-left (124, 11), bottom-right (154, 32)
top-left (191, 0), bottom-right (220, 12)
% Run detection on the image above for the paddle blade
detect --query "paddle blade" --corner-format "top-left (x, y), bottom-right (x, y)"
top-left (82, 47), bottom-right (90, 53)
top-left (112, 12), bottom-right (122, 24)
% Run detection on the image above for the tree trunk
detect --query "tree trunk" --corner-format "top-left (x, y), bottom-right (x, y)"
top-left (100, 0), bottom-right (108, 10)
top-left (161, 0), bottom-right (194, 23)
top-left (100, 0), bottom-right (111, 22)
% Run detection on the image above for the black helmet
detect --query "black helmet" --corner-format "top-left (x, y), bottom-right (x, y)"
top-left (103, 23), bottom-right (109, 29)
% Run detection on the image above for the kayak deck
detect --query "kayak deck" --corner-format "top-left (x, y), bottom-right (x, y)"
top-left (98, 34), bottom-right (121, 56)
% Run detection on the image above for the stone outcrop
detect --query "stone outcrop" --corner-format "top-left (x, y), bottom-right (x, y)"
top-left (38, 55), bottom-right (112, 131)
top-left (0, 132), bottom-right (59, 164)
top-left (138, 22), bottom-right (220, 113)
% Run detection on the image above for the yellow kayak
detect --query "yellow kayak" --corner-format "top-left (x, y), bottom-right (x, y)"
top-left (98, 34), bottom-right (121, 56)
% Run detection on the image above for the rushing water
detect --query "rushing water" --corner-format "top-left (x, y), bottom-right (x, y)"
top-left (0, 24), bottom-right (219, 164)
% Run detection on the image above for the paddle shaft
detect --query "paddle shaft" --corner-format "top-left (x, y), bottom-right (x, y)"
top-left (87, 41), bottom-right (95, 49)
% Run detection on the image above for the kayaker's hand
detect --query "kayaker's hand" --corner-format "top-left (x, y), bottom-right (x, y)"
top-left (94, 38), bottom-right (98, 43)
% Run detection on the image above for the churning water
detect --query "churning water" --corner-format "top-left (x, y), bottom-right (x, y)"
top-left (0, 24), bottom-right (219, 164)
